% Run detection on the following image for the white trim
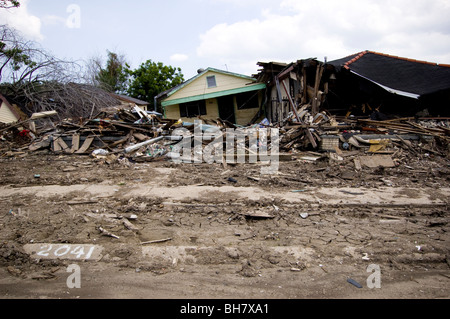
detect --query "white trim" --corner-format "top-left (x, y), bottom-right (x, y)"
top-left (350, 70), bottom-right (420, 99)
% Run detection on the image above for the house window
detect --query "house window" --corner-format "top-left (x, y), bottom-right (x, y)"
top-left (206, 76), bottom-right (217, 88)
top-left (179, 100), bottom-right (207, 118)
top-left (236, 91), bottom-right (259, 109)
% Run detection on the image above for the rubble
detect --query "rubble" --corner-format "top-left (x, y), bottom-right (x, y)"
top-left (1, 100), bottom-right (448, 167)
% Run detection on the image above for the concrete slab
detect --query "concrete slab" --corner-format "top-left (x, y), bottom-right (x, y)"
top-left (23, 244), bottom-right (103, 261)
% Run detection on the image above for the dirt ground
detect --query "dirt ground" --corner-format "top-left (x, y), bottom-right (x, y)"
top-left (0, 150), bottom-right (449, 300)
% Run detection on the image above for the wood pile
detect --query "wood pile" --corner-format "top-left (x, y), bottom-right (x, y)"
top-left (0, 106), bottom-right (180, 158)
top-left (1, 103), bottom-right (449, 162)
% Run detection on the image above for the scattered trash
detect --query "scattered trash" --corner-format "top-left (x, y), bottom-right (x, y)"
top-left (347, 278), bottom-right (363, 288)
top-left (98, 227), bottom-right (120, 239)
top-left (91, 149), bottom-right (109, 156)
top-left (300, 213), bottom-right (309, 219)
top-left (141, 238), bottom-right (173, 245)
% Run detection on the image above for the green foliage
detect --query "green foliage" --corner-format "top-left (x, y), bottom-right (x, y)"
top-left (126, 60), bottom-right (184, 111)
top-left (0, 37), bottom-right (36, 82)
top-left (95, 51), bottom-right (128, 94)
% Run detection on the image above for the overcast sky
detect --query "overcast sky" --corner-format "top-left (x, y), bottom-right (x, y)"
top-left (1, 0), bottom-right (450, 80)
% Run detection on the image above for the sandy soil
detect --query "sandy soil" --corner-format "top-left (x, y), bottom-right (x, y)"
top-left (0, 151), bottom-right (449, 300)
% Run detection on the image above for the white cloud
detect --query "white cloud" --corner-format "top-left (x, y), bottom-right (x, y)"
top-left (0, 0), bottom-right (43, 41)
top-left (196, 0), bottom-right (450, 75)
top-left (42, 15), bottom-right (67, 26)
top-left (170, 53), bottom-right (189, 62)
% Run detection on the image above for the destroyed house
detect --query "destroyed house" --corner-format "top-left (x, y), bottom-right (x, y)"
top-left (256, 51), bottom-right (450, 124)
top-left (327, 51), bottom-right (450, 117)
top-left (255, 59), bottom-right (335, 124)
top-left (158, 68), bottom-right (266, 126)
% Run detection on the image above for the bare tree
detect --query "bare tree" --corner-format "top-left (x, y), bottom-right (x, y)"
top-left (0, 25), bottom-right (121, 119)
top-left (0, 24), bottom-right (79, 84)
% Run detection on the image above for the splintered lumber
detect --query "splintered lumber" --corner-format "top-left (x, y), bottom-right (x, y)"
top-left (30, 110), bottom-right (58, 120)
top-left (109, 121), bottom-right (155, 133)
top-left (69, 134), bottom-right (80, 153)
top-left (108, 132), bottom-right (132, 148)
top-left (75, 136), bottom-right (94, 154)
top-left (281, 80), bottom-right (301, 122)
top-left (52, 136), bottom-right (70, 152)
top-left (305, 128), bottom-right (318, 148)
top-left (29, 137), bottom-right (51, 151)
top-left (358, 119), bottom-right (448, 138)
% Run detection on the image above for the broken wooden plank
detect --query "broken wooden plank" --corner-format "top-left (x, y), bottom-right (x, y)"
top-left (29, 137), bottom-right (51, 152)
top-left (305, 129), bottom-right (318, 148)
top-left (75, 136), bottom-right (94, 154)
top-left (58, 138), bottom-right (71, 153)
top-left (52, 137), bottom-right (62, 152)
top-left (69, 134), bottom-right (80, 153)
top-left (133, 133), bottom-right (149, 141)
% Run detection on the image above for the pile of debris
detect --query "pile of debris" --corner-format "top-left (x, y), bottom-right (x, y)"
top-left (1, 103), bottom-right (449, 166)
top-left (273, 102), bottom-right (450, 160)
top-left (1, 106), bottom-right (175, 159)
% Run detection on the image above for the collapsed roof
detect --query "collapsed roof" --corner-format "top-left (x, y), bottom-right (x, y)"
top-left (328, 50), bottom-right (450, 99)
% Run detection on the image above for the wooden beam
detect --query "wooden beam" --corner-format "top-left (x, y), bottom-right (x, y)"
top-left (69, 134), bottom-right (80, 153)
top-left (281, 79), bottom-right (301, 122)
top-left (75, 136), bottom-right (94, 154)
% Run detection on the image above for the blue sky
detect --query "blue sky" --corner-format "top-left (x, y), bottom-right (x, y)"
top-left (2, 0), bottom-right (450, 80)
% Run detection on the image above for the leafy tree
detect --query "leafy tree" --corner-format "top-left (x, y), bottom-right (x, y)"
top-left (95, 50), bottom-right (129, 94)
top-left (126, 60), bottom-right (184, 112)
top-left (0, 0), bottom-right (20, 9)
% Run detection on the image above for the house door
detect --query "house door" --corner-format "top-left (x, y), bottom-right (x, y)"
top-left (217, 95), bottom-right (236, 124)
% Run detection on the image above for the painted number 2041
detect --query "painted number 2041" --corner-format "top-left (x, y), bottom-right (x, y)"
top-left (36, 244), bottom-right (96, 260)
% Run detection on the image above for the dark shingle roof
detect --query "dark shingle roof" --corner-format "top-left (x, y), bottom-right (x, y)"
top-left (328, 51), bottom-right (450, 97)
